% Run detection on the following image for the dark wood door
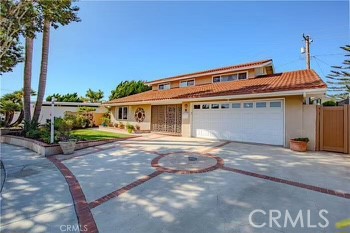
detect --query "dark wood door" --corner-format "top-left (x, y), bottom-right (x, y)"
top-left (151, 105), bottom-right (182, 134)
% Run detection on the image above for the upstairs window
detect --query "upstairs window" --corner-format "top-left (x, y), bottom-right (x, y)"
top-left (159, 83), bottom-right (170, 90)
top-left (118, 107), bottom-right (128, 120)
top-left (213, 72), bottom-right (248, 83)
top-left (180, 80), bottom-right (195, 87)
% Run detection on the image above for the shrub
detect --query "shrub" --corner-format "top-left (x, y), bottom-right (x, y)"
top-left (24, 121), bottom-right (41, 139)
top-left (292, 137), bottom-right (309, 143)
top-left (126, 123), bottom-right (135, 133)
top-left (56, 119), bottom-right (74, 141)
top-left (101, 117), bottom-right (110, 127)
top-left (322, 100), bottom-right (336, 106)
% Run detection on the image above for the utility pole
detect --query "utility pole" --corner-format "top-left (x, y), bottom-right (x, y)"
top-left (302, 34), bottom-right (313, 70)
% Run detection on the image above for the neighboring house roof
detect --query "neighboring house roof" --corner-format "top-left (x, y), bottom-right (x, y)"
top-left (146, 59), bottom-right (273, 85)
top-left (105, 69), bottom-right (327, 105)
top-left (30, 101), bottom-right (102, 107)
top-left (337, 98), bottom-right (349, 105)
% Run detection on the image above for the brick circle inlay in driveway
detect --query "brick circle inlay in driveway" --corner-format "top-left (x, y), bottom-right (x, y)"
top-left (152, 152), bottom-right (224, 174)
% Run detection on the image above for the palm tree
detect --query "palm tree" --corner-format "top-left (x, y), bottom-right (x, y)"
top-left (23, 37), bottom-right (34, 122)
top-left (32, 18), bottom-right (49, 124)
top-left (31, 0), bottom-right (80, 124)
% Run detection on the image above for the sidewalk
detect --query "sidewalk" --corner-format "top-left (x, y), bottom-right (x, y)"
top-left (0, 143), bottom-right (78, 233)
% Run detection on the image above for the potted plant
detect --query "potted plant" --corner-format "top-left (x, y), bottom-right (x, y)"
top-left (57, 119), bottom-right (76, 155)
top-left (126, 123), bottom-right (135, 133)
top-left (290, 138), bottom-right (309, 152)
top-left (119, 122), bottom-right (125, 129)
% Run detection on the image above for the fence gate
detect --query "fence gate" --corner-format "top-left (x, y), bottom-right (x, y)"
top-left (316, 105), bottom-right (349, 153)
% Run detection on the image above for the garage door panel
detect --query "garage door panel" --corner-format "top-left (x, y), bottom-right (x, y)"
top-left (192, 100), bottom-right (284, 145)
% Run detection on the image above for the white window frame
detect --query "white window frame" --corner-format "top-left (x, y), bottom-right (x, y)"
top-left (212, 71), bottom-right (248, 83)
top-left (158, 83), bottom-right (170, 90)
top-left (179, 79), bottom-right (195, 88)
top-left (117, 106), bottom-right (128, 120)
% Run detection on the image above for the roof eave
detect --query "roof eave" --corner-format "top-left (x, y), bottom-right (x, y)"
top-left (103, 87), bottom-right (327, 106)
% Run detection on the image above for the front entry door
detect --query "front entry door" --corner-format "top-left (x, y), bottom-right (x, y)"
top-left (151, 105), bottom-right (182, 134)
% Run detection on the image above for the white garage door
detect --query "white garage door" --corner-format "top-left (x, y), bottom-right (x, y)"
top-left (192, 100), bottom-right (284, 145)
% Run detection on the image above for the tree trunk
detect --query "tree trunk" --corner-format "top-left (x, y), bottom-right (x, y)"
top-left (9, 110), bottom-right (24, 127)
top-left (23, 37), bottom-right (34, 123)
top-left (32, 19), bottom-right (50, 124)
top-left (4, 112), bottom-right (14, 127)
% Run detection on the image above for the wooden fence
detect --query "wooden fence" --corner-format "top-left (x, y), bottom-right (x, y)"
top-left (316, 105), bottom-right (349, 154)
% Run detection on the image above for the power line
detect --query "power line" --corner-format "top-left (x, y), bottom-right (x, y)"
top-left (312, 56), bottom-right (332, 67)
top-left (313, 57), bottom-right (327, 78)
top-left (313, 53), bottom-right (344, 57)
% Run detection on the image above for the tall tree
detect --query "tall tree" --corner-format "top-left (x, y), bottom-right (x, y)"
top-left (32, 0), bottom-right (80, 124)
top-left (0, 0), bottom-right (37, 74)
top-left (46, 93), bottom-right (84, 102)
top-left (86, 88), bottom-right (104, 103)
top-left (23, 37), bottom-right (34, 122)
top-left (109, 80), bottom-right (151, 100)
top-left (327, 45), bottom-right (350, 99)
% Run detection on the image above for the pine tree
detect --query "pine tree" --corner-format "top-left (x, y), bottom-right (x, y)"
top-left (327, 45), bottom-right (350, 99)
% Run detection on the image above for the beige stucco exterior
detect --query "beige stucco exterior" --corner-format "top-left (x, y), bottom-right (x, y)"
top-left (151, 68), bottom-right (257, 91)
top-left (110, 105), bottom-right (152, 131)
top-left (110, 95), bottom-right (317, 150)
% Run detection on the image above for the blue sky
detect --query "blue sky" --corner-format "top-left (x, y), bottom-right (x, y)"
top-left (1, 1), bottom-right (349, 100)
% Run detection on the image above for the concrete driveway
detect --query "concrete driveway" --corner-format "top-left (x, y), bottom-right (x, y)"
top-left (1, 134), bottom-right (350, 233)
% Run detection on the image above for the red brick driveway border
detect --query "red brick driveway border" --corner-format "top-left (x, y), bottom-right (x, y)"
top-left (48, 157), bottom-right (99, 233)
top-left (47, 137), bottom-right (350, 233)
top-left (220, 166), bottom-right (350, 199)
top-left (151, 152), bottom-right (224, 174)
top-left (88, 170), bottom-right (163, 209)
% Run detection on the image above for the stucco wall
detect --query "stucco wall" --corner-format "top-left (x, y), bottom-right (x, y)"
top-left (182, 102), bottom-right (191, 137)
top-left (285, 95), bottom-right (303, 146)
top-left (111, 105), bottom-right (151, 131)
top-left (283, 95), bottom-right (317, 150)
top-left (302, 105), bottom-right (317, 150)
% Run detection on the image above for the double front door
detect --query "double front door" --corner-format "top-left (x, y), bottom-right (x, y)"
top-left (151, 105), bottom-right (182, 134)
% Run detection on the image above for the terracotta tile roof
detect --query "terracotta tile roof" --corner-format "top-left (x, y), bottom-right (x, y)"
top-left (106, 69), bottom-right (327, 104)
top-left (146, 59), bottom-right (273, 84)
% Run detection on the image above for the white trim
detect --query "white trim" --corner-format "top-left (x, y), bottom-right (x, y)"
top-left (158, 83), bottom-right (170, 90)
top-left (212, 71), bottom-right (249, 83)
top-left (117, 106), bottom-right (128, 120)
top-left (179, 79), bottom-right (195, 88)
top-left (104, 88), bottom-right (327, 106)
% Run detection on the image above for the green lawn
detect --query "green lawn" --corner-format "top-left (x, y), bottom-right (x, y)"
top-left (71, 129), bottom-right (131, 141)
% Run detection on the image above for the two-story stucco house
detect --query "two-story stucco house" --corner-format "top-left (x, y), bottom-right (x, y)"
top-left (104, 59), bottom-right (327, 150)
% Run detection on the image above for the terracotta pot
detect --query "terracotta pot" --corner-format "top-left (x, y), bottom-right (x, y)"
top-left (59, 139), bottom-right (77, 154)
top-left (290, 139), bottom-right (308, 152)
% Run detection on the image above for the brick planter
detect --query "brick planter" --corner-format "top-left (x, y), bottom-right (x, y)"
top-left (0, 135), bottom-right (125, 156)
